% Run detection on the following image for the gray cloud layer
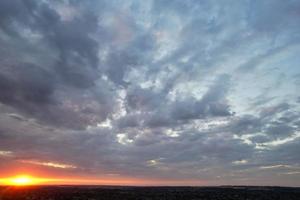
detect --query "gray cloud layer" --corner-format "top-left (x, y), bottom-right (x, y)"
top-left (0, 0), bottom-right (300, 186)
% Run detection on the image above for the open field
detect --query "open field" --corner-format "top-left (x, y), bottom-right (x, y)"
top-left (1, 186), bottom-right (300, 200)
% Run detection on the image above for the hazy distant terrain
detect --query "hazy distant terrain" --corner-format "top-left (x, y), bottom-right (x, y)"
top-left (0, 186), bottom-right (300, 200)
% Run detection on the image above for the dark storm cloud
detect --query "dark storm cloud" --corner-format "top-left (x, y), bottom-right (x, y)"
top-left (228, 115), bottom-right (262, 136)
top-left (119, 74), bottom-right (232, 129)
top-left (126, 86), bottom-right (162, 112)
top-left (0, 0), bottom-right (37, 35)
top-left (265, 123), bottom-right (295, 139)
top-left (0, 63), bottom-right (55, 107)
top-left (170, 94), bottom-right (231, 121)
top-left (105, 33), bottom-right (155, 86)
top-left (0, 0), bottom-right (109, 129)
top-left (0, 0), bottom-right (300, 186)
top-left (226, 101), bottom-right (298, 141)
top-left (170, 74), bottom-right (232, 120)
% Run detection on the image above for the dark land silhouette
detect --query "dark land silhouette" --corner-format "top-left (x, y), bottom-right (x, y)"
top-left (1, 185), bottom-right (300, 200)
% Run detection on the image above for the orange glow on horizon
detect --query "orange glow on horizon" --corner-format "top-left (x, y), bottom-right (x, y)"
top-left (0, 175), bottom-right (65, 186)
top-left (0, 175), bottom-right (41, 186)
top-left (0, 175), bottom-right (142, 186)
top-left (0, 174), bottom-right (204, 186)
top-left (11, 176), bottom-right (31, 185)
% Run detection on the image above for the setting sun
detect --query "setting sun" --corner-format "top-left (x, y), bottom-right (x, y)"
top-left (9, 175), bottom-right (33, 186)
top-left (0, 175), bottom-right (46, 186)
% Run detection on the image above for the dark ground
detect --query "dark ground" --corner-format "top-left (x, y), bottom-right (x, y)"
top-left (0, 186), bottom-right (300, 200)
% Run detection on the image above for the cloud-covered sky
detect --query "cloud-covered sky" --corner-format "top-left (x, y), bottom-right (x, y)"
top-left (0, 0), bottom-right (300, 186)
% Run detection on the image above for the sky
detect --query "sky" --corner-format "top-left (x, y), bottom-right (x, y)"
top-left (0, 0), bottom-right (300, 186)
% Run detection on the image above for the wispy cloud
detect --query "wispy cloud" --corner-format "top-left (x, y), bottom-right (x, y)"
top-left (20, 160), bottom-right (77, 169)
top-left (0, 151), bottom-right (13, 157)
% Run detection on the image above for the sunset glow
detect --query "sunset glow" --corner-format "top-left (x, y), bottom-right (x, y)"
top-left (1, 175), bottom-right (36, 186)
top-left (0, 174), bottom-right (202, 186)
top-left (0, 175), bottom-right (62, 186)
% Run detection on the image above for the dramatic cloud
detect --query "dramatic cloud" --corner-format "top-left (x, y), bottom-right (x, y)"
top-left (0, 0), bottom-right (299, 186)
